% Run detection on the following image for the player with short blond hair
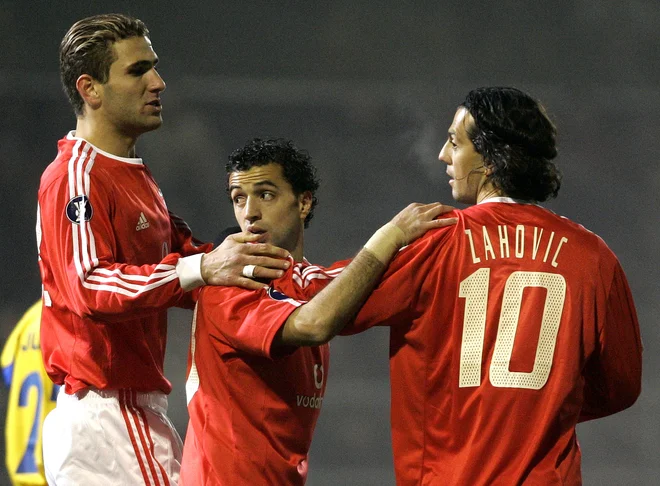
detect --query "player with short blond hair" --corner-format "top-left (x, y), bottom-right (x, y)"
top-left (38, 13), bottom-right (290, 485)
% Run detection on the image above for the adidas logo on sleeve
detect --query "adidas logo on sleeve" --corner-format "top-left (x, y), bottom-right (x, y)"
top-left (136, 212), bottom-right (150, 231)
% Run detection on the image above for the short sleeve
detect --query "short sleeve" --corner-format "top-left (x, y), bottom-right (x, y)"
top-left (196, 285), bottom-right (304, 358)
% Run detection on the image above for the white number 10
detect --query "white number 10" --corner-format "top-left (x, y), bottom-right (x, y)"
top-left (458, 269), bottom-right (566, 390)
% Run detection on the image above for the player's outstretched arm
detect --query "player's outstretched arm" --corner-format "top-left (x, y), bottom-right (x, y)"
top-left (277, 203), bottom-right (457, 347)
top-left (201, 232), bottom-right (291, 290)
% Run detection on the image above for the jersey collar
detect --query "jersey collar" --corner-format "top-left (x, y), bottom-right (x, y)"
top-left (477, 196), bottom-right (539, 206)
top-left (67, 131), bottom-right (144, 165)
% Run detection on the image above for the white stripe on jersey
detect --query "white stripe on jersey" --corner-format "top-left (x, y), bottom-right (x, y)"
top-left (85, 271), bottom-right (178, 293)
top-left (83, 150), bottom-right (99, 271)
top-left (80, 275), bottom-right (179, 298)
top-left (292, 273), bottom-right (308, 288)
top-left (78, 147), bottom-right (96, 273)
top-left (293, 273), bottom-right (332, 288)
top-left (69, 140), bottom-right (87, 284)
top-left (92, 264), bottom-right (176, 282)
top-left (292, 264), bottom-right (346, 288)
top-left (186, 305), bottom-right (200, 405)
top-left (299, 265), bottom-right (344, 278)
top-left (67, 139), bottom-right (83, 199)
top-left (66, 142), bottom-right (178, 298)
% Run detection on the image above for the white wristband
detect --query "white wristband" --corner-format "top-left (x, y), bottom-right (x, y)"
top-left (176, 253), bottom-right (206, 291)
top-left (363, 223), bottom-right (406, 265)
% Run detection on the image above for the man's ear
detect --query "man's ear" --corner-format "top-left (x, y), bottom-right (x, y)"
top-left (76, 74), bottom-right (102, 111)
top-left (299, 191), bottom-right (313, 220)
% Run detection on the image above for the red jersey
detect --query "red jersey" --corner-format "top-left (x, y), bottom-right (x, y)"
top-left (347, 198), bottom-right (642, 486)
top-left (181, 258), bottom-right (345, 486)
top-left (37, 133), bottom-right (211, 395)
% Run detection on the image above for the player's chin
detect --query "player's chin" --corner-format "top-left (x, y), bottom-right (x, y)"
top-left (140, 117), bottom-right (163, 132)
top-left (452, 192), bottom-right (473, 205)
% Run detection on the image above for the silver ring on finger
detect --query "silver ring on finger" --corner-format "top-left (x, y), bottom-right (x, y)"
top-left (242, 264), bottom-right (257, 278)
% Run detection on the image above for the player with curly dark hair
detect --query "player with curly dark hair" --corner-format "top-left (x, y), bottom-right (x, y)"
top-left (181, 137), bottom-right (457, 485)
top-left (341, 86), bottom-right (642, 485)
top-left (460, 86), bottom-right (561, 202)
top-left (226, 138), bottom-right (320, 227)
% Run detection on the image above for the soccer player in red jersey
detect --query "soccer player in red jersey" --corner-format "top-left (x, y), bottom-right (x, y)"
top-left (343, 87), bottom-right (643, 485)
top-left (180, 138), bottom-right (457, 485)
top-left (37, 14), bottom-right (291, 485)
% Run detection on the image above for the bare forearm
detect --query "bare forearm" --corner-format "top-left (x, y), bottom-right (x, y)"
top-left (280, 247), bottom-right (388, 346)
top-left (277, 203), bottom-right (457, 347)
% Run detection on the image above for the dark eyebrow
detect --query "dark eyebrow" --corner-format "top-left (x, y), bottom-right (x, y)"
top-left (229, 180), bottom-right (279, 192)
top-left (127, 59), bottom-right (158, 73)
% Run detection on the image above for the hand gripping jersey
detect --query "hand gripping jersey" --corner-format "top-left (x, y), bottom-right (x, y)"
top-left (182, 258), bottom-right (345, 486)
top-left (36, 133), bottom-right (211, 394)
top-left (346, 198), bottom-right (642, 486)
top-left (1, 301), bottom-right (59, 486)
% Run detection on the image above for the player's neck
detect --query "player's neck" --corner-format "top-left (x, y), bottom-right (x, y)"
top-left (290, 233), bottom-right (305, 263)
top-left (290, 246), bottom-right (304, 263)
top-left (74, 116), bottom-right (139, 158)
top-left (476, 181), bottom-right (504, 204)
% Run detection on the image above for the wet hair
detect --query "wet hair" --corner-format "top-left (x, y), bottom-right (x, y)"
top-left (226, 138), bottom-right (320, 227)
top-left (59, 13), bottom-right (149, 115)
top-left (460, 87), bottom-right (561, 202)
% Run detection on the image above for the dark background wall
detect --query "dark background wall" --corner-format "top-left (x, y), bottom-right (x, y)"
top-left (1, 1), bottom-right (658, 484)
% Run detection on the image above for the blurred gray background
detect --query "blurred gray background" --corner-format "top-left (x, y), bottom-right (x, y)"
top-left (1, 1), bottom-right (658, 484)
